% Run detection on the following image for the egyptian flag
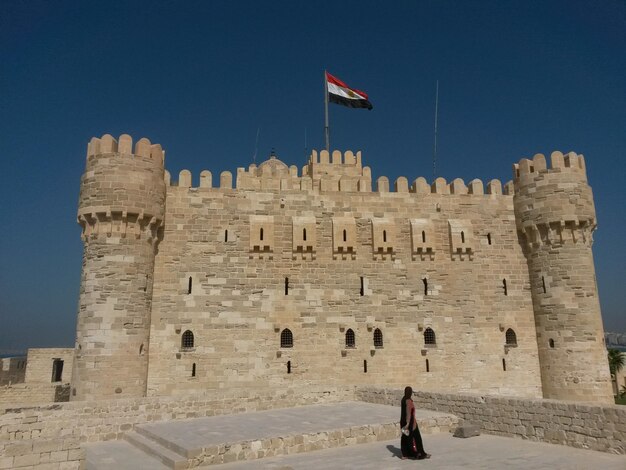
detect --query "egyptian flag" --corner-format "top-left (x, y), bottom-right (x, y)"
top-left (326, 72), bottom-right (373, 110)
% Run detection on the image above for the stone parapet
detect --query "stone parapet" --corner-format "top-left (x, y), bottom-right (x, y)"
top-left (0, 386), bottom-right (354, 469)
top-left (356, 386), bottom-right (626, 454)
top-left (0, 383), bottom-right (69, 408)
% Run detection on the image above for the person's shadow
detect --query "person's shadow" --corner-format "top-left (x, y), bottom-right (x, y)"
top-left (386, 444), bottom-right (403, 458)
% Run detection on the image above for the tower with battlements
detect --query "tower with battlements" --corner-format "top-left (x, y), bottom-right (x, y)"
top-left (513, 151), bottom-right (613, 403)
top-left (71, 134), bottom-right (166, 400)
top-left (70, 134), bottom-right (612, 403)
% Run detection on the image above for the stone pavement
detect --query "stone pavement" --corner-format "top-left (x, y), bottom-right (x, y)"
top-left (210, 433), bottom-right (626, 470)
top-left (84, 402), bottom-right (457, 469)
top-left (84, 401), bottom-right (626, 469)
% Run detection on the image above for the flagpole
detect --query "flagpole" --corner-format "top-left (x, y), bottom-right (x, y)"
top-left (433, 80), bottom-right (439, 178)
top-left (324, 70), bottom-right (330, 151)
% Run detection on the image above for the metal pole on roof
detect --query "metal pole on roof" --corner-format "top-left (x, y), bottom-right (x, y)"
top-left (324, 70), bottom-right (330, 152)
top-left (433, 80), bottom-right (439, 178)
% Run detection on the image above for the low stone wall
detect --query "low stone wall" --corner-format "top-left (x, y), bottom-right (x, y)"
top-left (0, 386), bottom-right (355, 469)
top-left (356, 386), bottom-right (626, 454)
top-left (0, 383), bottom-right (69, 408)
top-left (189, 422), bottom-right (400, 466)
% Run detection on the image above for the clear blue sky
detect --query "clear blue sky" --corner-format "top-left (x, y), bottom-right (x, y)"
top-left (1, 0), bottom-right (624, 354)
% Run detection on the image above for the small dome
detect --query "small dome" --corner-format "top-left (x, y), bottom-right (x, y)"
top-left (258, 155), bottom-right (289, 177)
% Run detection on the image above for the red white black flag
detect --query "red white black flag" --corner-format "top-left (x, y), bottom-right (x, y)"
top-left (326, 72), bottom-right (373, 110)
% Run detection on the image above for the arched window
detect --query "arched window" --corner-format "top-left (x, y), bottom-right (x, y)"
top-left (188, 276), bottom-right (193, 294)
top-left (285, 277), bottom-right (289, 295)
top-left (421, 230), bottom-right (426, 243)
top-left (549, 338), bottom-right (555, 348)
top-left (224, 229), bottom-right (228, 242)
top-left (260, 227), bottom-right (264, 241)
top-left (502, 278), bottom-right (508, 296)
top-left (505, 328), bottom-right (517, 346)
top-left (422, 278), bottom-right (428, 296)
top-left (487, 233), bottom-right (492, 245)
top-left (461, 231), bottom-right (465, 243)
top-left (280, 328), bottom-right (293, 348)
top-left (343, 229), bottom-right (347, 242)
top-left (383, 230), bottom-right (387, 242)
top-left (373, 328), bottom-right (383, 348)
top-left (424, 327), bottom-right (436, 346)
top-left (181, 330), bottom-right (194, 349)
top-left (191, 363), bottom-right (196, 377)
top-left (303, 228), bottom-right (307, 241)
top-left (345, 329), bottom-right (355, 348)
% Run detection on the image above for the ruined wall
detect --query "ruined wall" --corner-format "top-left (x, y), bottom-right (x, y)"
top-left (0, 356), bottom-right (26, 386)
top-left (0, 350), bottom-right (74, 407)
top-left (24, 348), bottom-right (74, 384)
top-left (147, 150), bottom-right (542, 398)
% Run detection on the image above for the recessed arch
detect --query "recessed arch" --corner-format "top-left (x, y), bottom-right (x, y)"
top-left (280, 328), bottom-right (293, 348)
top-left (181, 330), bottom-right (194, 349)
top-left (505, 328), bottom-right (517, 346)
top-left (345, 328), bottom-right (355, 348)
top-left (424, 327), bottom-right (436, 345)
top-left (373, 328), bottom-right (383, 348)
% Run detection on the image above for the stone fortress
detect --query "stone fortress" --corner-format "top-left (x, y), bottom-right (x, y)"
top-left (71, 133), bottom-right (613, 404)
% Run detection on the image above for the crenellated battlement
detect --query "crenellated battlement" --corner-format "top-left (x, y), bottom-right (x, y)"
top-left (512, 151), bottom-right (586, 183)
top-left (78, 134), bottom-right (167, 244)
top-left (71, 133), bottom-right (613, 404)
top-left (512, 149), bottom-right (595, 239)
top-left (86, 133), bottom-right (165, 164)
top-left (307, 149), bottom-right (363, 166)
top-left (165, 149), bottom-right (511, 197)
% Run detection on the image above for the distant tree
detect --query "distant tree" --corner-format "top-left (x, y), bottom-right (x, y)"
top-left (608, 348), bottom-right (625, 376)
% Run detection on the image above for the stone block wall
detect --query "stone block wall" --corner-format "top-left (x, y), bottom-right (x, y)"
top-left (147, 172), bottom-right (542, 398)
top-left (0, 356), bottom-right (26, 386)
top-left (73, 134), bottom-right (166, 401)
top-left (25, 349), bottom-right (74, 384)
top-left (0, 383), bottom-right (69, 408)
top-left (356, 386), bottom-right (626, 454)
top-left (0, 385), bottom-right (354, 469)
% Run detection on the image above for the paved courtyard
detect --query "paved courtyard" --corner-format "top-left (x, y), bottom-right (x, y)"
top-left (209, 432), bottom-right (626, 470)
top-left (84, 401), bottom-right (626, 470)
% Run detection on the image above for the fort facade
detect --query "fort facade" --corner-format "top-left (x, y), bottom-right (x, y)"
top-left (70, 134), bottom-right (613, 404)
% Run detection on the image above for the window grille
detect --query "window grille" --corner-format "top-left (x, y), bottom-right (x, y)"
top-left (181, 330), bottom-right (195, 349)
top-left (373, 328), bottom-right (383, 348)
top-left (280, 328), bottom-right (293, 348)
top-left (424, 327), bottom-right (436, 345)
top-left (505, 328), bottom-right (517, 346)
top-left (345, 329), bottom-right (355, 348)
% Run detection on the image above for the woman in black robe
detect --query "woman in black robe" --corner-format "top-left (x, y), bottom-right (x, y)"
top-left (400, 386), bottom-right (430, 459)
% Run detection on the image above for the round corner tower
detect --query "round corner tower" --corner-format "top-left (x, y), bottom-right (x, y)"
top-left (71, 133), bottom-right (166, 401)
top-left (513, 151), bottom-right (612, 403)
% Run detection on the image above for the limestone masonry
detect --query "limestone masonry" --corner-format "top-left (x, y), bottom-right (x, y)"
top-left (71, 133), bottom-right (613, 404)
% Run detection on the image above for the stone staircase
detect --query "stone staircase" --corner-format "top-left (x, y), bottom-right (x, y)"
top-left (84, 402), bottom-right (459, 469)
